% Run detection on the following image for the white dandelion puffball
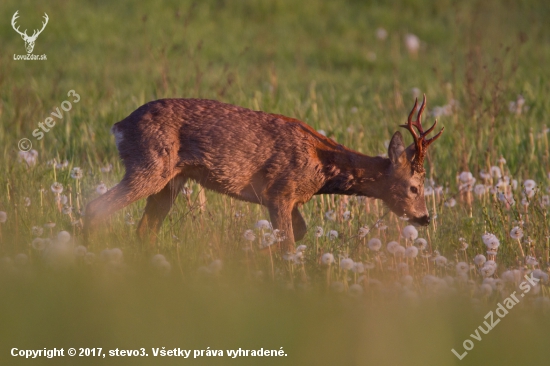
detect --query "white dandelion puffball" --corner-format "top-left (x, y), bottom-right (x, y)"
top-left (404, 33), bottom-right (420, 54)
top-left (255, 220), bottom-right (271, 230)
top-left (243, 229), bottom-right (256, 241)
top-left (405, 246), bottom-right (418, 258)
top-left (358, 226), bottom-right (370, 239)
top-left (386, 241), bottom-right (400, 254)
top-left (57, 231), bottom-right (71, 244)
top-left (376, 27), bottom-right (388, 40)
top-left (510, 226), bottom-right (523, 240)
top-left (327, 230), bottom-right (338, 240)
top-left (456, 262), bottom-right (469, 274)
top-left (70, 167), bottom-right (83, 179)
top-left (445, 198), bottom-right (457, 207)
top-left (325, 210), bottom-right (336, 221)
top-left (402, 225), bottom-right (418, 240)
top-left (482, 233), bottom-right (500, 249)
top-left (424, 186), bottom-right (434, 196)
top-left (51, 182), bottom-right (63, 194)
top-left (491, 166), bottom-right (502, 178)
top-left (32, 238), bottom-right (47, 251)
top-left (414, 238), bottom-right (428, 250)
top-left (32, 226), bottom-right (44, 237)
top-left (474, 254), bottom-right (487, 266)
top-left (74, 245), bottom-right (87, 257)
top-left (296, 245), bottom-right (307, 253)
top-left (342, 211), bottom-right (351, 221)
top-left (394, 245), bottom-right (406, 258)
top-left (459, 171), bottom-right (474, 183)
top-left (314, 227), bottom-right (324, 238)
top-left (0, 211), bottom-right (7, 223)
top-left (321, 253), bottom-right (335, 265)
top-left (368, 238), bottom-right (382, 251)
top-left (474, 184), bottom-right (486, 197)
top-left (352, 262), bottom-right (365, 273)
top-left (525, 256), bottom-right (538, 266)
top-left (481, 266), bottom-right (495, 277)
top-left (348, 284), bottom-right (364, 297)
top-left (262, 233), bottom-right (275, 247)
top-left (340, 258), bottom-right (354, 270)
top-left (96, 183), bottom-right (108, 195)
top-left (434, 255), bottom-right (448, 267)
top-left (523, 179), bottom-right (536, 192)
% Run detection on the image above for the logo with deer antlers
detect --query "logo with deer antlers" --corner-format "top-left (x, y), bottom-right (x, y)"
top-left (11, 10), bottom-right (49, 54)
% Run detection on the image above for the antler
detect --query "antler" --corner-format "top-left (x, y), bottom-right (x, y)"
top-left (400, 94), bottom-right (444, 170)
top-left (11, 11), bottom-right (28, 38)
top-left (29, 13), bottom-right (49, 40)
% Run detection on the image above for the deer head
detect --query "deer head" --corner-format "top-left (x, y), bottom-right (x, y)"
top-left (385, 94), bottom-right (444, 225)
top-left (11, 11), bottom-right (49, 54)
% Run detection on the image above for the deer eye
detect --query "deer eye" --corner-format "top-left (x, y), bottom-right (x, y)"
top-left (410, 186), bottom-right (418, 194)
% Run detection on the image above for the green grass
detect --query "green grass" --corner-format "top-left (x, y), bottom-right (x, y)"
top-left (1, 0), bottom-right (550, 365)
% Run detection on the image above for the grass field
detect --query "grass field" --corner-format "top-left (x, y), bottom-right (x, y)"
top-left (1, 0), bottom-right (550, 365)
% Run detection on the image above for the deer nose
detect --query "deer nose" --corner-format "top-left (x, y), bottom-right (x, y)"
top-left (418, 215), bottom-right (430, 226)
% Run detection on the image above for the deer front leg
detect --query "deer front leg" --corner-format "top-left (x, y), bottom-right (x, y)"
top-left (267, 202), bottom-right (295, 252)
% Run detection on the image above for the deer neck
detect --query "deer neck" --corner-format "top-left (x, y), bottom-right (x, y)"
top-left (316, 149), bottom-right (391, 198)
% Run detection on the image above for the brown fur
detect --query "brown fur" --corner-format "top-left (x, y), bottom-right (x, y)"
top-left (84, 98), bottom-right (440, 250)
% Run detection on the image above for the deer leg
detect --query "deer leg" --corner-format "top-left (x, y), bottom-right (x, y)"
top-left (136, 176), bottom-right (186, 245)
top-left (83, 171), bottom-right (176, 245)
top-left (292, 206), bottom-right (307, 242)
top-left (267, 202), bottom-right (295, 252)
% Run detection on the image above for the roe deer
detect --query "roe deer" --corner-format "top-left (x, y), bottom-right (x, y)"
top-left (84, 95), bottom-right (443, 250)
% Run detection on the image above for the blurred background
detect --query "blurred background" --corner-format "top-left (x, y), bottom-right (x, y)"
top-left (1, 0), bottom-right (550, 365)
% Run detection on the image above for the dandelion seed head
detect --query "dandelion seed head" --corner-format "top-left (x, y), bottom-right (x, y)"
top-left (402, 225), bottom-right (418, 240)
top-left (255, 220), bottom-right (271, 230)
top-left (321, 253), bottom-right (335, 265)
top-left (368, 238), bottom-right (382, 251)
top-left (405, 246), bottom-right (418, 258)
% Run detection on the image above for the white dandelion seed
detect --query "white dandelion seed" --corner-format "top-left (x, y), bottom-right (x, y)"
top-left (424, 186), bottom-right (434, 196)
top-left (368, 238), bottom-right (382, 251)
top-left (296, 244), bottom-right (307, 253)
top-left (327, 230), bottom-right (338, 240)
top-left (490, 166), bottom-right (502, 179)
top-left (358, 226), bottom-right (370, 238)
top-left (74, 245), bottom-right (87, 257)
top-left (456, 262), bottom-right (469, 274)
top-left (525, 256), bottom-right (538, 266)
top-left (51, 182), bottom-right (63, 194)
top-left (402, 225), bottom-right (418, 240)
top-left (474, 254), bottom-right (487, 266)
top-left (32, 238), bottom-right (47, 251)
top-left (376, 27), bottom-right (388, 40)
top-left (445, 198), bottom-right (457, 207)
top-left (510, 226), bottom-right (523, 240)
top-left (243, 229), bottom-right (256, 241)
top-left (405, 246), bottom-right (418, 258)
top-left (352, 262), bottom-right (365, 273)
top-left (340, 258), bottom-right (354, 270)
top-left (70, 167), bottom-right (83, 179)
top-left (314, 227), bottom-right (324, 238)
top-left (325, 210), bottom-right (336, 221)
top-left (404, 33), bottom-right (420, 55)
top-left (474, 184), bottom-right (486, 197)
top-left (321, 253), bottom-right (335, 265)
top-left (386, 241), bottom-right (400, 254)
top-left (342, 211), bottom-right (351, 221)
top-left (482, 233), bottom-right (500, 250)
top-left (255, 220), bottom-right (271, 230)
top-left (31, 226), bottom-right (43, 236)
top-left (414, 238), bottom-right (428, 250)
top-left (434, 255), bottom-right (448, 267)
top-left (96, 183), bottom-right (108, 195)
top-left (459, 171), bottom-right (474, 183)
top-left (57, 231), bottom-right (71, 244)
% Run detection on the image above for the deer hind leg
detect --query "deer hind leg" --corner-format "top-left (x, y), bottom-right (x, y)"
top-left (137, 175), bottom-right (187, 245)
top-left (267, 202), bottom-right (295, 252)
top-left (83, 169), bottom-right (177, 245)
top-left (291, 206), bottom-right (307, 242)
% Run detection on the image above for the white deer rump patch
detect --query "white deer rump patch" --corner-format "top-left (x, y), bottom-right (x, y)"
top-left (111, 126), bottom-right (124, 149)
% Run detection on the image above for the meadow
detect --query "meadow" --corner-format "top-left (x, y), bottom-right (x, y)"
top-left (1, 0), bottom-right (550, 365)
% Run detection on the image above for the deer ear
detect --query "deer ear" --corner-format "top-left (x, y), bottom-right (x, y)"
top-left (388, 131), bottom-right (406, 164)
